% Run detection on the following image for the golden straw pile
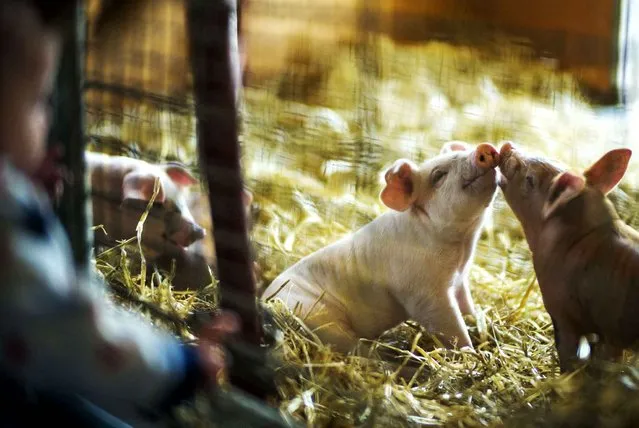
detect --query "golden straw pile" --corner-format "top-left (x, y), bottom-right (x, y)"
top-left (88, 36), bottom-right (639, 427)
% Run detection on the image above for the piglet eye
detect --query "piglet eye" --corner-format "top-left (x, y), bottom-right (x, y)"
top-left (431, 170), bottom-right (448, 186)
top-left (525, 175), bottom-right (535, 189)
top-left (163, 200), bottom-right (180, 213)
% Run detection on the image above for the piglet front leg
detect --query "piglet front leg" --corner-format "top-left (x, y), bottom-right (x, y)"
top-left (407, 288), bottom-right (473, 350)
top-left (454, 274), bottom-right (476, 317)
top-left (552, 316), bottom-right (581, 373)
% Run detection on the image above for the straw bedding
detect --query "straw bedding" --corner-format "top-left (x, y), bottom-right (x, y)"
top-left (87, 36), bottom-right (639, 427)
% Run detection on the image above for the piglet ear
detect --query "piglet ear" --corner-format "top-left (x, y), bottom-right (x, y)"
top-left (542, 171), bottom-right (585, 221)
top-left (440, 140), bottom-right (471, 154)
top-left (583, 148), bottom-right (632, 195)
top-left (380, 159), bottom-right (419, 211)
top-left (122, 172), bottom-right (166, 204)
top-left (164, 163), bottom-right (199, 188)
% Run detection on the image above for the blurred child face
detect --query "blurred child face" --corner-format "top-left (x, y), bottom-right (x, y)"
top-left (0, 2), bottom-right (61, 174)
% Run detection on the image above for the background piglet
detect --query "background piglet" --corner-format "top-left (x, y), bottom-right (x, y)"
top-left (87, 152), bottom-right (206, 261)
top-left (498, 142), bottom-right (639, 372)
top-left (261, 141), bottom-right (500, 355)
top-left (156, 186), bottom-right (259, 291)
top-left (185, 185), bottom-right (254, 265)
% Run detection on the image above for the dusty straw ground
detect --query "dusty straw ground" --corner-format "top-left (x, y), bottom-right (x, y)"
top-left (88, 36), bottom-right (639, 427)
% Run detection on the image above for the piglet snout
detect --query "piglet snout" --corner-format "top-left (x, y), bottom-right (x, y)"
top-left (474, 143), bottom-right (500, 169)
top-left (170, 223), bottom-right (207, 248)
top-left (499, 141), bottom-right (514, 159)
top-left (497, 141), bottom-right (521, 180)
top-left (190, 224), bottom-right (206, 242)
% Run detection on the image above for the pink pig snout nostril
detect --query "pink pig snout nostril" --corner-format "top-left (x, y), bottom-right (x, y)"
top-left (474, 143), bottom-right (500, 169)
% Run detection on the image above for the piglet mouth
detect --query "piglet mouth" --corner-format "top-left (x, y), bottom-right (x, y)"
top-left (497, 173), bottom-right (508, 189)
top-left (162, 234), bottom-right (190, 250)
top-left (164, 231), bottom-right (206, 250)
top-left (462, 169), bottom-right (493, 189)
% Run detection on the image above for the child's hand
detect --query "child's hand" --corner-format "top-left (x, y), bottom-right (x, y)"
top-left (197, 310), bottom-right (241, 386)
top-left (32, 144), bottom-right (69, 204)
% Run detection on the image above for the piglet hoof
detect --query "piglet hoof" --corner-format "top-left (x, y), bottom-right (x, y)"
top-left (475, 143), bottom-right (500, 169)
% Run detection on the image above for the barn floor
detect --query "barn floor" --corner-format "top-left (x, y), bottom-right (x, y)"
top-left (90, 37), bottom-right (639, 427)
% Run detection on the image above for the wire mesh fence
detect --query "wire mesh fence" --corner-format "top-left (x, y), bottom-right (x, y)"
top-left (81, 0), bottom-right (639, 282)
top-left (84, 0), bottom-right (196, 167)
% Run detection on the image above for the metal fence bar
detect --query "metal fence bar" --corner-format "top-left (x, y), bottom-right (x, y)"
top-left (185, 0), bottom-right (263, 348)
top-left (52, 0), bottom-right (93, 273)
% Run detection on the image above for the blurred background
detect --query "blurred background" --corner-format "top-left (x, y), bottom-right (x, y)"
top-left (79, 1), bottom-right (639, 424)
top-left (82, 0), bottom-right (639, 281)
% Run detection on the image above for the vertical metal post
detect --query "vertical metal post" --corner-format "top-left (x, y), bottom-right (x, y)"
top-left (186, 0), bottom-right (262, 348)
top-left (51, 0), bottom-right (93, 274)
top-left (616, 0), bottom-right (638, 105)
top-left (186, 0), bottom-right (278, 401)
